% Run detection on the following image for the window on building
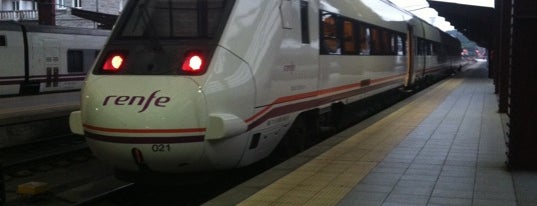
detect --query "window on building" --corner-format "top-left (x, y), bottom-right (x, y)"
top-left (73, 0), bottom-right (82, 8)
top-left (12, 1), bottom-right (20, 11)
top-left (56, 0), bottom-right (65, 9)
top-left (119, 0), bottom-right (125, 12)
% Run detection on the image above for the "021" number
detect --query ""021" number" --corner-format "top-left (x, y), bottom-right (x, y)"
top-left (151, 144), bottom-right (171, 152)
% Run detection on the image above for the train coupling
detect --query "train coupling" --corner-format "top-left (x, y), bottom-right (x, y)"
top-left (131, 148), bottom-right (151, 173)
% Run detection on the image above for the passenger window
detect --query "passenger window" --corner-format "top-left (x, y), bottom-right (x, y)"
top-left (68, 49), bottom-right (100, 73)
top-left (318, 12), bottom-right (407, 56)
top-left (68, 50), bottom-right (84, 73)
top-left (381, 30), bottom-right (393, 55)
top-left (343, 20), bottom-right (357, 54)
top-left (370, 28), bottom-right (383, 55)
top-left (417, 38), bottom-right (426, 55)
top-left (428, 42), bottom-right (434, 55)
top-left (0, 35), bottom-right (6, 46)
top-left (321, 12), bottom-right (340, 54)
top-left (359, 26), bottom-right (370, 55)
top-left (396, 35), bottom-right (406, 55)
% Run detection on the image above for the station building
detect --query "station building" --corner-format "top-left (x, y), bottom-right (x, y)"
top-left (0, 0), bottom-right (123, 28)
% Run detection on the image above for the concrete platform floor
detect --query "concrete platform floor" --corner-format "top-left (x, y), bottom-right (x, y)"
top-left (205, 61), bottom-right (537, 206)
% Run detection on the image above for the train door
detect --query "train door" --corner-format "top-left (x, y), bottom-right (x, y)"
top-left (419, 24), bottom-right (427, 78)
top-left (405, 24), bottom-right (415, 87)
top-left (242, 0), bottom-right (320, 166)
top-left (256, 0), bottom-right (319, 106)
top-left (412, 22), bottom-right (426, 79)
top-left (41, 39), bottom-right (60, 91)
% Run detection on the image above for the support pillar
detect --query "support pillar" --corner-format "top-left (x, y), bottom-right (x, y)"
top-left (37, 0), bottom-right (55, 26)
top-left (507, 0), bottom-right (537, 169)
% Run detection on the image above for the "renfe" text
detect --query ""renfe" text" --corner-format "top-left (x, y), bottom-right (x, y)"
top-left (102, 90), bottom-right (171, 113)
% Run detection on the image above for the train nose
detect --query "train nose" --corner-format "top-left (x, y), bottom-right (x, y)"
top-left (81, 76), bottom-right (208, 173)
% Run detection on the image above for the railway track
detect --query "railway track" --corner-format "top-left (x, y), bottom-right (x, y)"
top-left (1, 134), bottom-right (89, 175)
top-left (0, 133), bottom-right (99, 206)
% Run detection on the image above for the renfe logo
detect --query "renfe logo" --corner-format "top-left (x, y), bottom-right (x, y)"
top-left (102, 90), bottom-right (171, 113)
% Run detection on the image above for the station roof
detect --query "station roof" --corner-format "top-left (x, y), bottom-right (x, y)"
top-left (427, 1), bottom-right (495, 48)
top-left (71, 8), bottom-right (118, 29)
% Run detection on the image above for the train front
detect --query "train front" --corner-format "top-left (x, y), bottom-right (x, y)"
top-left (69, 0), bottom-right (244, 174)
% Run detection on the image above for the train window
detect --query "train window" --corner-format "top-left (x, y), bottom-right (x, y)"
top-left (343, 20), bottom-right (357, 54)
top-left (120, 0), bottom-right (232, 39)
top-left (392, 35), bottom-right (405, 55)
top-left (417, 38), bottom-right (426, 55)
top-left (0, 35), bottom-right (5, 46)
top-left (68, 49), bottom-right (100, 73)
top-left (371, 28), bottom-right (389, 55)
top-left (319, 12), bottom-right (406, 56)
top-left (300, 0), bottom-right (310, 44)
top-left (397, 34), bottom-right (407, 55)
top-left (428, 42), bottom-right (435, 56)
top-left (383, 31), bottom-right (393, 55)
top-left (321, 11), bottom-right (341, 54)
top-left (68, 50), bottom-right (84, 73)
top-left (359, 26), bottom-right (370, 55)
top-left (434, 42), bottom-right (441, 56)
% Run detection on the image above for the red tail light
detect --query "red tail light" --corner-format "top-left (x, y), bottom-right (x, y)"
top-left (102, 52), bottom-right (126, 72)
top-left (181, 52), bottom-right (206, 75)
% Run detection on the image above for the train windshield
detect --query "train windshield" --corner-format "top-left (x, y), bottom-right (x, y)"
top-left (120, 0), bottom-right (232, 39)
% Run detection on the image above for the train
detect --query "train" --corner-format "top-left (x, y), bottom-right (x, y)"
top-left (69, 0), bottom-right (463, 178)
top-left (0, 21), bottom-right (109, 96)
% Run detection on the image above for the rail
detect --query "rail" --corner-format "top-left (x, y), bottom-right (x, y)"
top-left (0, 10), bottom-right (38, 21)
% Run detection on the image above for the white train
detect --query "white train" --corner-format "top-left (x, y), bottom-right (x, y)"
top-left (0, 22), bottom-right (109, 96)
top-left (70, 0), bottom-right (462, 177)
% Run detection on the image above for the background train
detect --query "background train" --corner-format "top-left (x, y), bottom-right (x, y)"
top-left (70, 0), bottom-right (463, 178)
top-left (0, 21), bottom-right (109, 96)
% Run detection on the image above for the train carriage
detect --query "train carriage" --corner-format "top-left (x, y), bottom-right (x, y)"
top-left (0, 22), bottom-right (109, 96)
top-left (70, 0), bottom-right (462, 177)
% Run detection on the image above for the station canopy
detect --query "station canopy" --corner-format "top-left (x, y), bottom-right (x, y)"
top-left (427, 0), bottom-right (495, 48)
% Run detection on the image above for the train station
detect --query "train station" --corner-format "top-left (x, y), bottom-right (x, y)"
top-left (1, 0), bottom-right (536, 205)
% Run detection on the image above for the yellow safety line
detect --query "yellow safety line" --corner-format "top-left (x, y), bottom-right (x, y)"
top-left (238, 78), bottom-right (463, 206)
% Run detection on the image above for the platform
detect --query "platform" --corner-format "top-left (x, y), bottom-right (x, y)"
top-left (205, 61), bottom-right (537, 206)
top-left (0, 92), bottom-right (79, 125)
